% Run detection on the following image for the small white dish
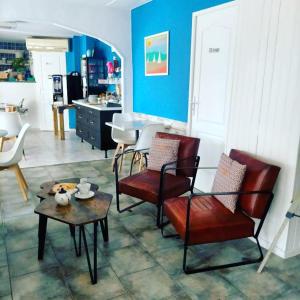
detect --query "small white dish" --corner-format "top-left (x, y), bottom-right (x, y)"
top-left (75, 191), bottom-right (95, 200)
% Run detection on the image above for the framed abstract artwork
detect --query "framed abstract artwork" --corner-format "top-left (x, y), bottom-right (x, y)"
top-left (144, 31), bottom-right (169, 76)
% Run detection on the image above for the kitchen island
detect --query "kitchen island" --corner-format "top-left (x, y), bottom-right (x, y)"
top-left (73, 100), bottom-right (122, 158)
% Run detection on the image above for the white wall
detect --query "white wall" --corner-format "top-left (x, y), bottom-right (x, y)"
top-left (226, 0), bottom-right (300, 258)
top-left (0, 82), bottom-right (39, 128)
top-left (0, 0), bottom-right (133, 112)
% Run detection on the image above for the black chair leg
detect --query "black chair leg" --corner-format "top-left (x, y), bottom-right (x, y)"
top-left (183, 237), bottom-right (264, 274)
top-left (156, 205), bottom-right (161, 228)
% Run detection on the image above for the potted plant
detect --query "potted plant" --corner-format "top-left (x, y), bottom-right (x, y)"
top-left (12, 58), bottom-right (26, 81)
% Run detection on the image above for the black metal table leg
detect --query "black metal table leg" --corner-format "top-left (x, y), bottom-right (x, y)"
top-left (38, 215), bottom-right (48, 260)
top-left (99, 217), bottom-right (109, 242)
top-left (105, 150), bottom-right (108, 159)
top-left (81, 223), bottom-right (98, 284)
top-left (70, 225), bottom-right (82, 257)
top-left (93, 222), bottom-right (98, 283)
top-left (69, 224), bottom-right (75, 237)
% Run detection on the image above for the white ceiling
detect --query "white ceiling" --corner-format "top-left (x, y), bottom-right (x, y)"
top-left (0, 22), bottom-right (76, 42)
top-left (0, 0), bottom-right (151, 41)
top-left (63, 0), bottom-right (151, 10)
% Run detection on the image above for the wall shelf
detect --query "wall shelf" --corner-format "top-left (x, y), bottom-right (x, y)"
top-left (98, 78), bottom-right (122, 85)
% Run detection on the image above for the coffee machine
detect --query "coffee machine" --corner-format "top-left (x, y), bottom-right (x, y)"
top-left (52, 73), bottom-right (83, 104)
top-left (52, 75), bottom-right (64, 103)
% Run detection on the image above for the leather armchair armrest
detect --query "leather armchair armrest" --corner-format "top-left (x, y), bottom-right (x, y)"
top-left (158, 156), bottom-right (200, 207)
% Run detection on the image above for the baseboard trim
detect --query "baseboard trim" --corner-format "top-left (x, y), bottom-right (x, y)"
top-left (249, 236), bottom-right (300, 259)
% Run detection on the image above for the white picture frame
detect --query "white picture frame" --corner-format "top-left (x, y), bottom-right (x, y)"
top-left (144, 31), bottom-right (169, 76)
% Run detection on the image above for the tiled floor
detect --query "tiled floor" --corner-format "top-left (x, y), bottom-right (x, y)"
top-left (1, 128), bottom-right (112, 168)
top-left (0, 159), bottom-right (300, 299)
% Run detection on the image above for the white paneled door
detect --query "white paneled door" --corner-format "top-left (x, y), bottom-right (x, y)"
top-left (33, 52), bottom-right (68, 131)
top-left (188, 3), bottom-right (238, 191)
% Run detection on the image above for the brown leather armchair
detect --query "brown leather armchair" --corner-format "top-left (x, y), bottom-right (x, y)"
top-left (114, 132), bottom-right (200, 227)
top-left (161, 149), bottom-right (281, 273)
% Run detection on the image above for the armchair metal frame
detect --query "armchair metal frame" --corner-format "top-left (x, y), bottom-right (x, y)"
top-left (129, 149), bottom-right (149, 176)
top-left (114, 149), bottom-right (200, 227)
top-left (160, 166), bottom-right (274, 274)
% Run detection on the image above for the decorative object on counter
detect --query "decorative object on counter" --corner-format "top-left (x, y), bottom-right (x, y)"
top-left (12, 57), bottom-right (27, 81)
top-left (4, 105), bottom-right (16, 112)
top-left (106, 61), bottom-right (114, 78)
top-left (113, 56), bottom-right (121, 73)
top-left (145, 31), bottom-right (169, 76)
top-left (12, 57), bottom-right (26, 72)
top-left (54, 187), bottom-right (72, 206)
top-left (16, 73), bottom-right (24, 81)
top-left (24, 69), bottom-right (32, 81)
top-left (8, 76), bottom-right (16, 82)
top-left (86, 49), bottom-right (94, 58)
top-left (26, 76), bottom-right (35, 82)
top-left (88, 94), bottom-right (98, 104)
top-left (116, 84), bottom-right (121, 98)
top-left (0, 72), bottom-right (8, 80)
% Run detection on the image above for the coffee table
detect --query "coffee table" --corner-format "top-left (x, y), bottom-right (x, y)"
top-left (35, 178), bottom-right (112, 284)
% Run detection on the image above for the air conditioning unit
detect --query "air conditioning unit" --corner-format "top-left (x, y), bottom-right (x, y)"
top-left (26, 38), bottom-right (69, 52)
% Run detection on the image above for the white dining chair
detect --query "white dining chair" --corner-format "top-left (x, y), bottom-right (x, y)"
top-left (0, 123), bottom-right (30, 201)
top-left (129, 123), bottom-right (166, 174)
top-left (111, 113), bottom-right (136, 172)
top-left (0, 111), bottom-right (22, 151)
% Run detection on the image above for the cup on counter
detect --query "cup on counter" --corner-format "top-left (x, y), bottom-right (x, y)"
top-left (88, 95), bottom-right (98, 104)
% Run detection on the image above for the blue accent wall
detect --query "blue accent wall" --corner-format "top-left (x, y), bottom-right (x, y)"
top-left (66, 35), bottom-right (121, 128)
top-left (131, 0), bottom-right (232, 122)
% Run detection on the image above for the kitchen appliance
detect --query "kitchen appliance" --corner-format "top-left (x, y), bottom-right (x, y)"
top-left (52, 73), bottom-right (83, 104)
top-left (81, 57), bottom-right (106, 97)
top-left (66, 72), bottom-right (83, 104)
top-left (52, 75), bottom-right (63, 102)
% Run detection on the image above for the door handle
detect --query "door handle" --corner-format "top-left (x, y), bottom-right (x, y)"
top-left (190, 96), bottom-right (196, 114)
top-left (190, 96), bottom-right (199, 115)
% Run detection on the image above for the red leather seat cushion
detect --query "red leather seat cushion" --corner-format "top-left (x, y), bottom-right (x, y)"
top-left (119, 170), bottom-right (191, 204)
top-left (164, 196), bottom-right (255, 245)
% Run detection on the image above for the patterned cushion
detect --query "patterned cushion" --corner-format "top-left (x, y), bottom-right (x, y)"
top-left (148, 138), bottom-right (180, 175)
top-left (211, 153), bottom-right (247, 213)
